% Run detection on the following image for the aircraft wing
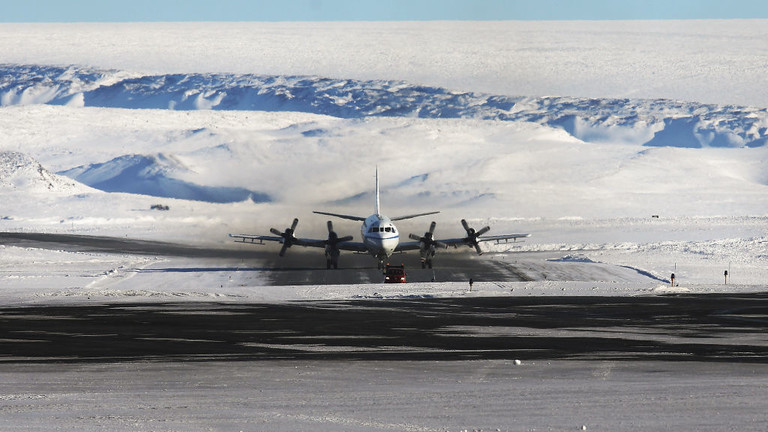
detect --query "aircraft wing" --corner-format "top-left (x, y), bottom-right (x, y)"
top-left (229, 233), bottom-right (328, 248)
top-left (437, 233), bottom-right (530, 247)
top-left (335, 241), bottom-right (369, 253)
top-left (476, 233), bottom-right (530, 243)
top-left (229, 234), bottom-right (368, 252)
top-left (289, 236), bottom-right (369, 253)
top-left (229, 233), bottom-right (283, 245)
top-left (393, 240), bottom-right (425, 252)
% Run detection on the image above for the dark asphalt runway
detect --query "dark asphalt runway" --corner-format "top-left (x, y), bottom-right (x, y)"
top-left (0, 232), bottom-right (263, 259)
top-left (2, 294), bottom-right (767, 364)
top-left (0, 231), bottom-right (531, 284)
top-left (3, 232), bottom-right (767, 366)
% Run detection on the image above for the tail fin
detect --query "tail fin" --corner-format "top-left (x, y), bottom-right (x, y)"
top-left (374, 166), bottom-right (381, 217)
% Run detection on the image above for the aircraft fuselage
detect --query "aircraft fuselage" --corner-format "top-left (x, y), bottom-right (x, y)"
top-left (361, 214), bottom-right (399, 262)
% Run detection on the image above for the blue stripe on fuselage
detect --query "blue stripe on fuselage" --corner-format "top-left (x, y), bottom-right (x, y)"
top-left (364, 235), bottom-right (399, 241)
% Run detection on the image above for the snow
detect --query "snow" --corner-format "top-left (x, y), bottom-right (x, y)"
top-left (60, 153), bottom-right (271, 203)
top-left (1, 359), bottom-right (763, 432)
top-left (1, 19), bottom-right (768, 432)
top-left (4, 65), bottom-right (768, 150)
top-left (2, 21), bottom-right (768, 107)
top-left (0, 31), bottom-right (766, 299)
top-left (1, 103), bottom-right (766, 298)
top-left (0, 151), bottom-right (88, 193)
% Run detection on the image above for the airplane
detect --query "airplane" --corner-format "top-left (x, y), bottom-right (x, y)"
top-left (229, 169), bottom-right (530, 269)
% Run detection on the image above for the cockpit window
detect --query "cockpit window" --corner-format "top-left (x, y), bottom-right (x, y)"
top-left (368, 225), bottom-right (397, 234)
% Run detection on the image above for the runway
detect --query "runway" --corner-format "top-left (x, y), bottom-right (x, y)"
top-left (0, 231), bottom-right (531, 284)
top-left (3, 233), bottom-right (768, 430)
top-left (2, 294), bottom-right (767, 364)
top-left (3, 230), bottom-right (768, 365)
top-left (3, 231), bottom-right (767, 364)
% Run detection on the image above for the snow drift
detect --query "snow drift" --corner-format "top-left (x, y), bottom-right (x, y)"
top-left (0, 151), bottom-right (87, 193)
top-left (60, 153), bottom-right (270, 203)
top-left (2, 64), bottom-right (767, 149)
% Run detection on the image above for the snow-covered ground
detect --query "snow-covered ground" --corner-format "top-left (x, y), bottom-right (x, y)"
top-left (1, 19), bottom-right (768, 431)
top-left (0, 18), bottom-right (766, 298)
top-left (0, 104), bottom-right (766, 303)
top-left (3, 20), bottom-right (768, 107)
top-left (2, 359), bottom-right (767, 432)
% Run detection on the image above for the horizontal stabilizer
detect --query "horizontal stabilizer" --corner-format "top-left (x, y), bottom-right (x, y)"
top-left (313, 210), bottom-right (367, 221)
top-left (391, 211), bottom-right (440, 221)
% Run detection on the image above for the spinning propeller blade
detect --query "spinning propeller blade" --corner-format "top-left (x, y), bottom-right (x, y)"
top-left (271, 218), bottom-right (299, 257)
top-left (461, 219), bottom-right (490, 255)
top-left (324, 220), bottom-right (353, 249)
top-left (410, 221), bottom-right (448, 250)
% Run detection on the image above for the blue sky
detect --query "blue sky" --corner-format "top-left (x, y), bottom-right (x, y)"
top-left (3, 0), bottom-right (768, 22)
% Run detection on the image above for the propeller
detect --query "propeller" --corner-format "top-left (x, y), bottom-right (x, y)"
top-left (324, 220), bottom-right (354, 255)
top-left (408, 221), bottom-right (448, 251)
top-left (270, 218), bottom-right (299, 256)
top-left (461, 219), bottom-right (490, 255)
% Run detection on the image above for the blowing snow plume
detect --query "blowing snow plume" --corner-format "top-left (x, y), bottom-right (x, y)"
top-left (2, 65), bottom-right (767, 148)
top-left (59, 153), bottom-right (271, 203)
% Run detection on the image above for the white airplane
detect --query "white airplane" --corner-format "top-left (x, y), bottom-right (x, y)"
top-left (230, 170), bottom-right (529, 269)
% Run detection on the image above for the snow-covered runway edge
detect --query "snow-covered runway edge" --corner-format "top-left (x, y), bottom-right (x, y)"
top-left (2, 225), bottom-right (766, 307)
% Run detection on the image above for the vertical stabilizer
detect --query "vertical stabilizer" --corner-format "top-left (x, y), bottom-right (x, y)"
top-left (375, 166), bottom-right (381, 217)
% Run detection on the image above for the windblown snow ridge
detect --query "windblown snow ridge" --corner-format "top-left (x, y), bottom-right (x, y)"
top-left (2, 64), bottom-right (767, 148)
top-left (60, 154), bottom-right (271, 203)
